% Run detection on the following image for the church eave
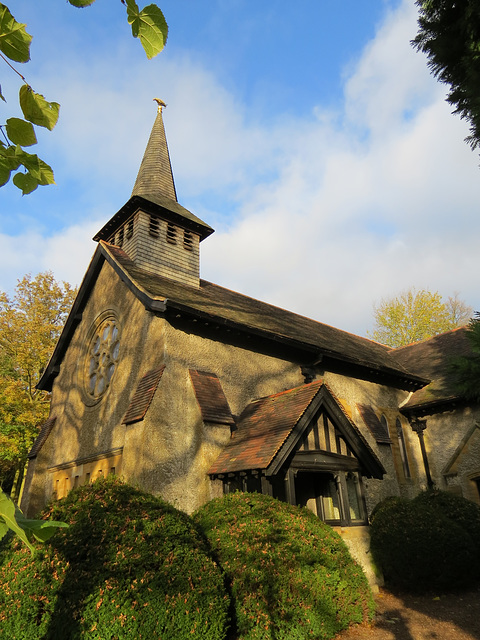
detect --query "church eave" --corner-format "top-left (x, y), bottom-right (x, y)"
top-left (400, 394), bottom-right (470, 418)
top-left (37, 245), bottom-right (106, 391)
top-left (163, 300), bottom-right (427, 389)
top-left (93, 194), bottom-right (214, 243)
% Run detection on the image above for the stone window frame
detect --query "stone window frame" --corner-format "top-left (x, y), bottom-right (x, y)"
top-left (81, 310), bottom-right (121, 407)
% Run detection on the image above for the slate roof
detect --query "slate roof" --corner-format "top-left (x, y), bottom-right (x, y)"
top-left (123, 366), bottom-right (165, 425)
top-left (189, 370), bottom-right (235, 425)
top-left (104, 244), bottom-right (425, 382)
top-left (208, 381), bottom-right (324, 474)
top-left (28, 416), bottom-right (57, 459)
top-left (93, 106), bottom-right (214, 243)
top-left (356, 404), bottom-right (392, 444)
top-left (390, 328), bottom-right (473, 412)
top-left (38, 242), bottom-right (429, 392)
top-left (131, 104), bottom-right (177, 202)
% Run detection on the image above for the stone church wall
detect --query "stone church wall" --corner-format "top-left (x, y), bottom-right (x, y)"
top-left (23, 258), bottom-right (419, 518)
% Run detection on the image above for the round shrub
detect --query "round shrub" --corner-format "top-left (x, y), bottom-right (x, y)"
top-left (0, 477), bottom-right (230, 639)
top-left (370, 494), bottom-right (478, 592)
top-left (413, 489), bottom-right (480, 554)
top-left (193, 491), bottom-right (374, 640)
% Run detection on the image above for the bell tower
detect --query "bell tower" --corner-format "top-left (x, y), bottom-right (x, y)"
top-left (93, 101), bottom-right (213, 288)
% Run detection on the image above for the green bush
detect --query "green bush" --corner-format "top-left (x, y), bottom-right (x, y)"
top-left (0, 477), bottom-right (230, 639)
top-left (413, 489), bottom-right (480, 557)
top-left (193, 492), bottom-right (374, 640)
top-left (370, 491), bottom-right (480, 592)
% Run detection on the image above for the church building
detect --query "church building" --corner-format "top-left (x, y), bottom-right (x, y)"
top-left (21, 103), bottom-right (480, 584)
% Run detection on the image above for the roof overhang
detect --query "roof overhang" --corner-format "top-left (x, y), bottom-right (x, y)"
top-left (93, 194), bottom-right (214, 243)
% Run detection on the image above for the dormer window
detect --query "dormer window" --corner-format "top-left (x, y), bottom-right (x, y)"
top-left (149, 215), bottom-right (160, 237)
top-left (183, 231), bottom-right (194, 251)
top-left (166, 223), bottom-right (177, 244)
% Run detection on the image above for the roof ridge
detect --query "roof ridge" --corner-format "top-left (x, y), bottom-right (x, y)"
top-left (251, 380), bottom-right (323, 404)
top-left (390, 325), bottom-right (469, 352)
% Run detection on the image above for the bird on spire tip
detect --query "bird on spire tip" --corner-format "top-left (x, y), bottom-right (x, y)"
top-left (154, 98), bottom-right (167, 112)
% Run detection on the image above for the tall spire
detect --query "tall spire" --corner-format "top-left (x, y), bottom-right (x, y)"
top-left (131, 99), bottom-right (177, 202)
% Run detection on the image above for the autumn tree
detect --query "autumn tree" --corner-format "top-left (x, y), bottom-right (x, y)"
top-left (412, 0), bottom-right (480, 153)
top-left (450, 313), bottom-right (480, 401)
top-left (0, 1), bottom-right (168, 193)
top-left (0, 272), bottom-right (76, 497)
top-left (369, 288), bottom-right (472, 348)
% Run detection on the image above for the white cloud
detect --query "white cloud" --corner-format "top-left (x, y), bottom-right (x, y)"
top-left (200, 0), bottom-right (480, 334)
top-left (0, 219), bottom-right (102, 295)
top-left (2, 0), bottom-right (479, 337)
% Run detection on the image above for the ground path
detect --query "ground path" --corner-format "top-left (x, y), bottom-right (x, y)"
top-left (335, 586), bottom-right (480, 640)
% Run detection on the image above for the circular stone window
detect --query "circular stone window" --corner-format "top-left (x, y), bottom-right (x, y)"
top-left (85, 316), bottom-right (120, 399)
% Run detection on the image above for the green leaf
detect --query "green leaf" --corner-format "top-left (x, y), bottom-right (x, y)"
top-left (126, 0), bottom-right (168, 59)
top-left (0, 492), bottom-right (35, 553)
top-left (0, 85), bottom-right (5, 102)
top-left (0, 492), bottom-right (68, 552)
top-left (0, 156), bottom-right (12, 187)
top-left (0, 145), bottom-right (21, 188)
top-left (19, 85), bottom-right (60, 131)
top-left (68, 0), bottom-right (96, 6)
top-left (13, 171), bottom-right (38, 195)
top-left (15, 511), bottom-right (69, 542)
top-left (0, 3), bottom-right (32, 63)
top-left (8, 146), bottom-right (55, 193)
top-left (6, 117), bottom-right (37, 146)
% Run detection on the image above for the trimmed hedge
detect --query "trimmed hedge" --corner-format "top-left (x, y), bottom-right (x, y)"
top-left (0, 477), bottom-right (230, 639)
top-left (194, 491), bottom-right (374, 640)
top-left (370, 491), bottom-right (480, 592)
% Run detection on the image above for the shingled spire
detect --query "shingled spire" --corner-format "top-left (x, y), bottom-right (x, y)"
top-left (93, 100), bottom-right (214, 288)
top-left (131, 99), bottom-right (177, 202)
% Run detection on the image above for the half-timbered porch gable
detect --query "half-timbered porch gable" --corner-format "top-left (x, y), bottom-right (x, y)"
top-left (209, 381), bottom-right (385, 479)
top-left (208, 381), bottom-right (385, 526)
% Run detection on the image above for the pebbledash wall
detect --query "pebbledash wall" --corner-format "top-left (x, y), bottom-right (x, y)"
top-left (22, 258), bottom-right (415, 513)
top-left (21, 261), bottom-right (420, 589)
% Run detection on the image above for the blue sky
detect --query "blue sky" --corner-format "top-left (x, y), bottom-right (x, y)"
top-left (1, 0), bottom-right (479, 336)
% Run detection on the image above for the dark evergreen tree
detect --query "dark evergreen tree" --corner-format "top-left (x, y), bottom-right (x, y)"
top-left (412, 1), bottom-right (480, 152)
top-left (450, 313), bottom-right (480, 401)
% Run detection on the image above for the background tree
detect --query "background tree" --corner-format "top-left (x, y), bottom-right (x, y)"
top-left (0, 0), bottom-right (168, 193)
top-left (450, 313), bottom-right (480, 401)
top-left (368, 288), bottom-right (472, 347)
top-left (413, 0), bottom-right (480, 153)
top-left (0, 272), bottom-right (76, 497)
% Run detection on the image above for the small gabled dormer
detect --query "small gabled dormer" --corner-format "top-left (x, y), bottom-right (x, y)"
top-left (93, 100), bottom-right (213, 288)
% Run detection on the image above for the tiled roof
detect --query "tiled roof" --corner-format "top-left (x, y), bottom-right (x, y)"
top-left (208, 381), bottom-right (323, 474)
top-left (357, 404), bottom-right (392, 443)
top-left (189, 370), bottom-right (235, 425)
top-left (28, 416), bottom-right (57, 459)
top-left (122, 366), bottom-right (165, 425)
top-left (390, 328), bottom-right (473, 410)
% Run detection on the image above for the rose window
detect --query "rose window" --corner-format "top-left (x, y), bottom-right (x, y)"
top-left (86, 318), bottom-right (120, 398)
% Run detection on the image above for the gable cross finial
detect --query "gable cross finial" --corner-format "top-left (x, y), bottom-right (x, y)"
top-left (154, 98), bottom-right (167, 112)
